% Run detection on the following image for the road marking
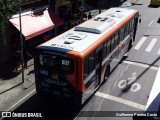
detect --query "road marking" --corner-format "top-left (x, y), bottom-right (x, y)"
top-left (118, 72), bottom-right (142, 92)
top-left (123, 60), bottom-right (159, 71)
top-left (157, 49), bottom-right (160, 55)
top-left (148, 20), bottom-right (153, 27)
top-left (6, 89), bottom-right (36, 111)
top-left (145, 66), bottom-right (160, 111)
top-left (118, 80), bottom-right (128, 88)
top-left (95, 91), bottom-right (145, 110)
top-left (134, 36), bottom-right (147, 50)
top-left (145, 38), bottom-right (157, 52)
top-left (131, 83), bottom-right (141, 92)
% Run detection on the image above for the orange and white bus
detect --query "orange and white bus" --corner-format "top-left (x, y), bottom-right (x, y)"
top-left (34, 7), bottom-right (140, 106)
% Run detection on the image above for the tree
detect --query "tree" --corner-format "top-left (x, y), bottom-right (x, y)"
top-left (0, 0), bottom-right (44, 34)
top-left (0, 0), bottom-right (21, 34)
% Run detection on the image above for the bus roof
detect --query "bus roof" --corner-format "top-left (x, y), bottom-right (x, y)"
top-left (38, 7), bottom-right (138, 53)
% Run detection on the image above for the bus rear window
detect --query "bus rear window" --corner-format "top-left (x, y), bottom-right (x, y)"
top-left (39, 53), bottom-right (74, 73)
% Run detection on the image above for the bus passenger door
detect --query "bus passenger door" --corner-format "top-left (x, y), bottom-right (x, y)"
top-left (95, 46), bottom-right (102, 88)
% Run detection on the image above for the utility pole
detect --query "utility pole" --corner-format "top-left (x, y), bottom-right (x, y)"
top-left (19, 3), bottom-right (24, 83)
top-left (18, 0), bottom-right (41, 84)
top-left (80, 0), bottom-right (84, 21)
top-left (99, 0), bottom-right (102, 14)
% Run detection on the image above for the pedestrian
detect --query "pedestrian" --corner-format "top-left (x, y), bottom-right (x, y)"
top-left (83, 14), bottom-right (88, 21)
top-left (14, 50), bottom-right (21, 71)
top-left (13, 41), bottom-right (21, 72)
top-left (23, 48), bottom-right (32, 69)
top-left (88, 12), bottom-right (92, 19)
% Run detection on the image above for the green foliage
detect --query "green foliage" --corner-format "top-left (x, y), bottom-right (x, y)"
top-left (0, 0), bottom-right (20, 33)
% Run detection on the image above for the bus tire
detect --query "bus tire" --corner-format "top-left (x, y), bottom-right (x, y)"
top-left (104, 66), bottom-right (110, 82)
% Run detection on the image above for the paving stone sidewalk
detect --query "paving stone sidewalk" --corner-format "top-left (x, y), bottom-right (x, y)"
top-left (0, 59), bottom-right (35, 111)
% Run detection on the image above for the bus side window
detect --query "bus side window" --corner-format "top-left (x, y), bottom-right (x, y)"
top-left (115, 32), bottom-right (119, 46)
top-left (103, 42), bottom-right (107, 60)
top-left (128, 21), bottom-right (131, 33)
top-left (84, 57), bottom-right (89, 79)
top-left (131, 18), bottom-right (134, 30)
top-left (119, 26), bottom-right (124, 42)
top-left (107, 39), bottom-right (111, 56)
top-left (111, 35), bottom-right (115, 51)
top-left (126, 22), bottom-right (129, 34)
top-left (118, 30), bottom-right (121, 44)
top-left (124, 24), bottom-right (127, 37)
top-left (129, 19), bottom-right (133, 32)
top-left (88, 52), bottom-right (95, 73)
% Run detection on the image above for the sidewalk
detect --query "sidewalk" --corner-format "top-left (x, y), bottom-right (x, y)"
top-left (0, 59), bottom-right (35, 111)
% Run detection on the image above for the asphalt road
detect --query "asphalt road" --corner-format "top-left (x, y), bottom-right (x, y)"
top-left (127, 0), bottom-right (160, 66)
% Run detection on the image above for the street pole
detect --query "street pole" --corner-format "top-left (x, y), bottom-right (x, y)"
top-left (19, 4), bottom-right (24, 83)
top-left (80, 0), bottom-right (84, 22)
top-left (99, 0), bottom-right (102, 14)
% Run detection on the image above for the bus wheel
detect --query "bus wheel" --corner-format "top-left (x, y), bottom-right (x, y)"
top-left (128, 40), bottom-right (132, 51)
top-left (104, 66), bottom-right (110, 82)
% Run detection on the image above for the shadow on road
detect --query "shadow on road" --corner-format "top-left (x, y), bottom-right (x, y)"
top-left (148, 4), bottom-right (160, 8)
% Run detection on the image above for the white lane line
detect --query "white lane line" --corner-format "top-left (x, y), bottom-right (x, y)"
top-left (148, 20), bottom-right (153, 27)
top-left (95, 91), bottom-right (146, 110)
top-left (6, 89), bottom-right (36, 111)
top-left (134, 36), bottom-right (147, 50)
top-left (123, 60), bottom-right (159, 71)
top-left (157, 49), bottom-right (160, 55)
top-left (145, 38), bottom-right (157, 52)
top-left (145, 67), bottom-right (160, 111)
